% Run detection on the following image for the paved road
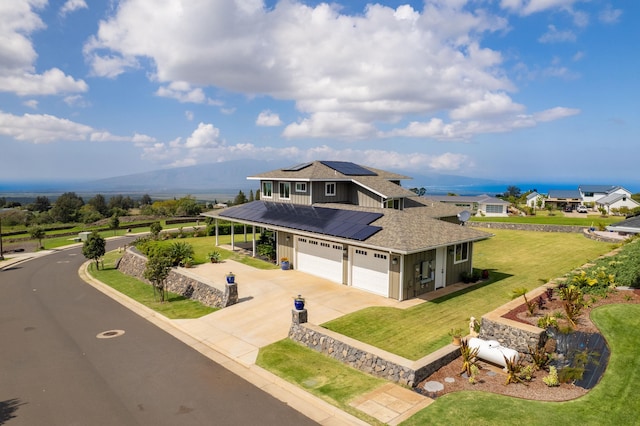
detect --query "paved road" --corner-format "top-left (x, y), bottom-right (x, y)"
top-left (0, 239), bottom-right (317, 425)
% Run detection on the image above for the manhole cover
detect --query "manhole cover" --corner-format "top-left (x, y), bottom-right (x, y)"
top-left (97, 330), bottom-right (125, 339)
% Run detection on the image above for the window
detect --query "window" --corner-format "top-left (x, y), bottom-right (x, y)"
top-left (454, 243), bottom-right (469, 264)
top-left (279, 182), bottom-right (291, 199)
top-left (325, 182), bottom-right (336, 196)
top-left (485, 204), bottom-right (503, 214)
top-left (295, 182), bottom-right (307, 193)
top-left (262, 181), bottom-right (272, 198)
top-left (385, 199), bottom-right (401, 209)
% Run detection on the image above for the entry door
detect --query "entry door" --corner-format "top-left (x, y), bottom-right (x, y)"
top-left (435, 247), bottom-right (446, 289)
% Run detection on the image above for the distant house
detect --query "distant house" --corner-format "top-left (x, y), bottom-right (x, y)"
top-left (525, 191), bottom-right (544, 209)
top-left (425, 194), bottom-right (510, 217)
top-left (595, 192), bottom-right (640, 214)
top-left (201, 161), bottom-right (492, 300)
top-left (578, 185), bottom-right (621, 205)
top-left (541, 190), bottom-right (582, 211)
top-left (606, 214), bottom-right (640, 235)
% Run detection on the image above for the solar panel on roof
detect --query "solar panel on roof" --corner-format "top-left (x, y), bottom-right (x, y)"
top-left (320, 161), bottom-right (377, 176)
top-left (219, 201), bottom-right (382, 241)
top-left (283, 162), bottom-right (313, 171)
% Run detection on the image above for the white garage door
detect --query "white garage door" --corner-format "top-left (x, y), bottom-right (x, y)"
top-left (296, 237), bottom-right (344, 284)
top-left (351, 248), bottom-right (389, 296)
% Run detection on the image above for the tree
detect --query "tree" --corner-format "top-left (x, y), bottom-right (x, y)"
top-left (109, 214), bottom-right (120, 235)
top-left (29, 226), bottom-right (45, 249)
top-left (140, 194), bottom-right (152, 206)
top-left (410, 187), bottom-right (426, 196)
top-left (150, 221), bottom-right (163, 239)
top-left (88, 194), bottom-right (109, 216)
top-left (505, 186), bottom-right (522, 198)
top-left (82, 231), bottom-right (106, 270)
top-left (50, 192), bottom-right (84, 223)
top-left (248, 190), bottom-right (254, 202)
top-left (176, 195), bottom-right (201, 216)
top-left (32, 196), bottom-right (51, 213)
top-left (234, 190), bottom-right (247, 205)
top-left (143, 249), bottom-right (172, 303)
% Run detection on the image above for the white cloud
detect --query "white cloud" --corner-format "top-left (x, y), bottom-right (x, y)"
top-left (184, 123), bottom-right (224, 149)
top-left (23, 100), bottom-right (38, 109)
top-left (64, 94), bottom-right (90, 108)
top-left (185, 111), bottom-right (194, 121)
top-left (0, 1), bottom-right (87, 96)
top-left (538, 25), bottom-right (577, 43)
top-left (256, 110), bottom-right (283, 127)
top-left (599, 6), bottom-right (622, 24)
top-left (155, 81), bottom-right (221, 105)
top-left (0, 110), bottom-right (154, 144)
top-left (59, 0), bottom-right (88, 17)
top-left (501, 0), bottom-right (582, 16)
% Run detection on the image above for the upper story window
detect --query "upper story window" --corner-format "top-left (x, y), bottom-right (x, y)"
top-left (295, 182), bottom-right (307, 193)
top-left (325, 182), bottom-right (336, 196)
top-left (384, 198), bottom-right (401, 209)
top-left (454, 242), bottom-right (469, 264)
top-left (279, 182), bottom-right (291, 200)
top-left (262, 181), bottom-right (273, 198)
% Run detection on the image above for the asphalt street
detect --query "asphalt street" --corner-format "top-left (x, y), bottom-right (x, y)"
top-left (0, 238), bottom-right (317, 425)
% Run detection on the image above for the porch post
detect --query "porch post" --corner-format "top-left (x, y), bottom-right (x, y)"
top-left (244, 224), bottom-right (247, 242)
top-left (231, 222), bottom-right (235, 251)
top-left (215, 218), bottom-right (219, 246)
top-left (252, 225), bottom-right (256, 257)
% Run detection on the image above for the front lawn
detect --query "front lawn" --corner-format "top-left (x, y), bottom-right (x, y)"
top-left (470, 214), bottom-right (623, 226)
top-left (401, 303), bottom-right (640, 425)
top-left (322, 229), bottom-right (616, 360)
top-left (88, 251), bottom-right (216, 319)
top-left (256, 339), bottom-right (386, 425)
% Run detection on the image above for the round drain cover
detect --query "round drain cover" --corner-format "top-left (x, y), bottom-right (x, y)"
top-left (97, 330), bottom-right (125, 339)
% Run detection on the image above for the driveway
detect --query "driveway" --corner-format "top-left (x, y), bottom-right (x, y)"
top-left (172, 256), bottom-right (423, 365)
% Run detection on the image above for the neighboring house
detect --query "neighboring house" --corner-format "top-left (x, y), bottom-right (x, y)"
top-left (606, 214), bottom-right (640, 235)
top-left (545, 190), bottom-right (582, 211)
top-left (595, 192), bottom-right (640, 214)
top-left (201, 161), bottom-right (492, 301)
top-left (525, 192), bottom-right (545, 209)
top-left (578, 185), bottom-right (621, 205)
top-left (425, 194), bottom-right (510, 217)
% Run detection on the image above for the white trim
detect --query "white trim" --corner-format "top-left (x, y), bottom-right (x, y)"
top-left (295, 182), bottom-right (307, 193)
top-left (261, 181), bottom-right (273, 198)
top-left (279, 181), bottom-right (291, 200)
top-left (325, 182), bottom-right (336, 196)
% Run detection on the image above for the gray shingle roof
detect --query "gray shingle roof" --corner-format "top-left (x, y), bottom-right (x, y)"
top-left (578, 185), bottom-right (618, 194)
top-left (548, 189), bottom-right (581, 199)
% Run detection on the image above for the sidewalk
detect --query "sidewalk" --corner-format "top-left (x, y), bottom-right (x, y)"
top-left (78, 253), bottom-right (432, 425)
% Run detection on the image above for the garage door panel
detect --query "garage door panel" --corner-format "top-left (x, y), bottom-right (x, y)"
top-left (352, 249), bottom-right (389, 296)
top-left (297, 238), bottom-right (343, 284)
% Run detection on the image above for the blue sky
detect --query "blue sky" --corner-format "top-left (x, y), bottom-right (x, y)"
top-left (1, 0), bottom-right (637, 187)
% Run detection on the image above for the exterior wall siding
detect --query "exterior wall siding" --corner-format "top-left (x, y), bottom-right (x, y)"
top-left (311, 181), bottom-right (351, 204)
top-left (446, 243), bottom-right (473, 286)
top-left (353, 186), bottom-right (383, 208)
top-left (277, 230), bottom-right (295, 268)
top-left (401, 250), bottom-right (436, 299)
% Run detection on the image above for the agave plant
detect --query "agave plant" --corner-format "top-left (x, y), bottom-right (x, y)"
top-left (459, 338), bottom-right (479, 377)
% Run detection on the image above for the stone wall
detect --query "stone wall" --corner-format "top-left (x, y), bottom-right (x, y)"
top-left (289, 319), bottom-right (460, 387)
top-left (117, 248), bottom-right (237, 308)
top-left (471, 222), bottom-right (585, 233)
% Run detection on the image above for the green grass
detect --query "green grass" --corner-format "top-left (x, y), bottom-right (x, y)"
top-left (256, 339), bottom-right (386, 425)
top-left (471, 214), bottom-right (623, 226)
top-left (400, 303), bottom-right (640, 426)
top-left (323, 229), bottom-right (616, 360)
top-left (88, 251), bottom-right (217, 319)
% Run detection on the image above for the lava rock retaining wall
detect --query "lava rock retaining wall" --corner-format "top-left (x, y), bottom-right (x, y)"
top-left (117, 248), bottom-right (237, 308)
top-left (289, 320), bottom-right (460, 387)
top-left (471, 222), bottom-right (585, 233)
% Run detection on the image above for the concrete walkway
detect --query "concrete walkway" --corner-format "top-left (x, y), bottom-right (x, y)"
top-left (2, 247), bottom-right (434, 425)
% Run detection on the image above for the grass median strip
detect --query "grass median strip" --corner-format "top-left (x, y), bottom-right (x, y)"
top-left (88, 251), bottom-right (216, 319)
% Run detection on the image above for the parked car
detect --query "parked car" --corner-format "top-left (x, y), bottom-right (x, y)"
top-left (577, 205), bottom-right (588, 213)
top-left (564, 205), bottom-right (573, 212)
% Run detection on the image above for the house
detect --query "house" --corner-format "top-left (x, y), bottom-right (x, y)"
top-left (201, 161), bottom-right (492, 301)
top-left (578, 185), bottom-right (638, 212)
top-left (525, 192), bottom-right (544, 209)
top-left (544, 189), bottom-right (582, 211)
top-left (424, 194), bottom-right (510, 217)
top-left (606, 214), bottom-right (640, 235)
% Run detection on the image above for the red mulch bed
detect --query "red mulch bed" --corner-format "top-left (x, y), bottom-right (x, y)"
top-left (416, 288), bottom-right (640, 401)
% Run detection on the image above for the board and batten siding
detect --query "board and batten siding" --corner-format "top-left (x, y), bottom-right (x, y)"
top-left (311, 181), bottom-right (351, 204)
top-left (446, 243), bottom-right (473, 286)
top-left (401, 249), bottom-right (436, 300)
top-left (352, 186), bottom-right (383, 208)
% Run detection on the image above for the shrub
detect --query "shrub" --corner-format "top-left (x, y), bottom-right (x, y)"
top-left (459, 339), bottom-right (479, 377)
top-left (543, 366), bottom-right (559, 387)
top-left (169, 241), bottom-right (194, 266)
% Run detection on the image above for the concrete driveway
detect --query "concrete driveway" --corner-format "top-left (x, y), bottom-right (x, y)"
top-left (173, 258), bottom-right (423, 365)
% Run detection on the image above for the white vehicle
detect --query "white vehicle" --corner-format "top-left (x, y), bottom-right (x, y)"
top-left (577, 205), bottom-right (588, 213)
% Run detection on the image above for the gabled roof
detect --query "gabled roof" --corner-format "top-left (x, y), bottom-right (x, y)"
top-left (526, 192), bottom-right (540, 200)
top-left (579, 185), bottom-right (619, 194)
top-left (425, 194), bottom-right (510, 205)
top-left (548, 189), bottom-right (581, 199)
top-left (202, 199), bottom-right (491, 254)
top-left (596, 193), bottom-right (640, 206)
top-left (247, 161), bottom-right (415, 199)
top-left (606, 214), bottom-right (640, 233)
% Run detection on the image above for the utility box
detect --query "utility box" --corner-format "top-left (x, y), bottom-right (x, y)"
top-left (78, 231), bottom-right (92, 242)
